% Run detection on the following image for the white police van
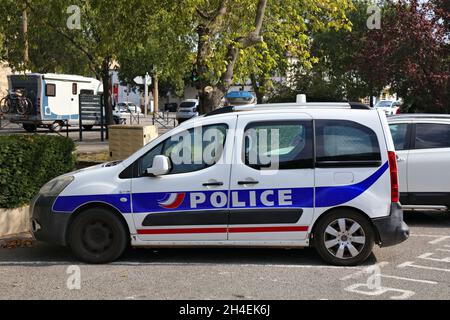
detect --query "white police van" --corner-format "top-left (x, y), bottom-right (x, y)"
top-left (30, 102), bottom-right (409, 265)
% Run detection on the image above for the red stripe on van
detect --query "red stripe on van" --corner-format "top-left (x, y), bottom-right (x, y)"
top-left (137, 227), bottom-right (227, 235)
top-left (137, 226), bottom-right (308, 235)
top-left (229, 226), bottom-right (309, 233)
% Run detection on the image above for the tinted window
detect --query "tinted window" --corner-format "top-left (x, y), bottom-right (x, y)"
top-left (244, 121), bottom-right (313, 170)
top-left (389, 123), bottom-right (409, 151)
top-left (415, 123), bottom-right (450, 149)
top-left (140, 124), bottom-right (228, 175)
top-left (316, 120), bottom-right (381, 164)
top-left (45, 84), bottom-right (56, 97)
top-left (179, 102), bottom-right (196, 109)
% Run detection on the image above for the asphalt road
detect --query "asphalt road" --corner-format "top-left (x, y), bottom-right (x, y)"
top-left (0, 211), bottom-right (449, 300)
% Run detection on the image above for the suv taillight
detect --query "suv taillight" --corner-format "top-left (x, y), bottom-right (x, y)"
top-left (388, 151), bottom-right (399, 203)
top-left (396, 108), bottom-right (401, 115)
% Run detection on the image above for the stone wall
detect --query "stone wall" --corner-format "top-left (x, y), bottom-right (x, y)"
top-left (0, 63), bottom-right (12, 99)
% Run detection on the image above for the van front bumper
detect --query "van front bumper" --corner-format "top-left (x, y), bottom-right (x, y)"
top-left (30, 194), bottom-right (71, 246)
top-left (373, 203), bottom-right (409, 247)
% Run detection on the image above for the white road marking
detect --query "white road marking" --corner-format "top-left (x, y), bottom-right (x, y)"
top-left (409, 234), bottom-right (450, 244)
top-left (340, 262), bottom-right (436, 284)
top-left (379, 274), bottom-right (437, 285)
top-left (398, 261), bottom-right (450, 272)
top-left (340, 262), bottom-right (388, 281)
top-left (344, 283), bottom-right (415, 300)
top-left (418, 252), bottom-right (450, 263)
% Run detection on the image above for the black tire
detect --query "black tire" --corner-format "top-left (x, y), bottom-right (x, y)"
top-left (23, 123), bottom-right (37, 133)
top-left (49, 121), bottom-right (63, 132)
top-left (313, 209), bottom-right (375, 266)
top-left (68, 208), bottom-right (128, 264)
top-left (83, 125), bottom-right (94, 131)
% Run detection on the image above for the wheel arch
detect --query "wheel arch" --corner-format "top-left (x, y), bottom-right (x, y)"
top-left (309, 206), bottom-right (381, 245)
top-left (65, 202), bottom-right (131, 245)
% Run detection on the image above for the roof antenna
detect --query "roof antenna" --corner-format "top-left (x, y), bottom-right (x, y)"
top-left (296, 94), bottom-right (307, 103)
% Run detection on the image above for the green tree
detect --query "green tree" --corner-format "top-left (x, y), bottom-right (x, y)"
top-left (188, 0), bottom-right (353, 112)
top-left (0, 0), bottom-right (154, 124)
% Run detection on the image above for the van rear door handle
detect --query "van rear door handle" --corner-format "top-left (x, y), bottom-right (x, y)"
top-left (238, 180), bottom-right (259, 185)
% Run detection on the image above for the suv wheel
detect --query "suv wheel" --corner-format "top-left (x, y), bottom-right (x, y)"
top-left (314, 209), bottom-right (374, 266)
top-left (68, 208), bottom-right (128, 264)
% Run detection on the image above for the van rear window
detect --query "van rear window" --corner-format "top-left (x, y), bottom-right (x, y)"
top-left (315, 120), bottom-right (381, 167)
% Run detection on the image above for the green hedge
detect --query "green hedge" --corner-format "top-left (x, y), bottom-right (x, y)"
top-left (0, 135), bottom-right (76, 209)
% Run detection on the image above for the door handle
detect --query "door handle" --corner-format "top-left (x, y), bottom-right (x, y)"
top-left (396, 155), bottom-right (406, 162)
top-left (238, 180), bottom-right (259, 185)
top-left (202, 181), bottom-right (224, 187)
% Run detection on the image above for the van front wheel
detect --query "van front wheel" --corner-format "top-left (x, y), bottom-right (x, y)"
top-left (68, 208), bottom-right (128, 264)
top-left (314, 210), bottom-right (374, 266)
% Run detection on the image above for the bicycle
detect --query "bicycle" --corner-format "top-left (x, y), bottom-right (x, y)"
top-left (0, 90), bottom-right (33, 115)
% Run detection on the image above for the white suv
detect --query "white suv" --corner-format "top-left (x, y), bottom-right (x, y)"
top-left (388, 114), bottom-right (450, 211)
top-left (31, 102), bottom-right (409, 266)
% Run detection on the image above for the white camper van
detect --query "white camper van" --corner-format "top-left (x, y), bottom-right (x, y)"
top-left (6, 73), bottom-right (102, 132)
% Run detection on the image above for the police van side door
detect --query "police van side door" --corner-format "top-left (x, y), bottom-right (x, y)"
top-left (228, 113), bottom-right (315, 241)
top-left (131, 116), bottom-right (236, 241)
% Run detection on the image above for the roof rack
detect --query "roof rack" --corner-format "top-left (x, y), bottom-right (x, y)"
top-left (205, 102), bottom-right (371, 117)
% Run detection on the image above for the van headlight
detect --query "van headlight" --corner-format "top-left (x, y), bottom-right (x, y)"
top-left (39, 176), bottom-right (74, 197)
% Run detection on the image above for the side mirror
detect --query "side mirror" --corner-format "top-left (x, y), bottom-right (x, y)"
top-left (147, 155), bottom-right (171, 176)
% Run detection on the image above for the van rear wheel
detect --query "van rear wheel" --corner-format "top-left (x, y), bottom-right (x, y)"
top-left (23, 123), bottom-right (37, 133)
top-left (314, 209), bottom-right (374, 266)
top-left (68, 208), bottom-right (128, 264)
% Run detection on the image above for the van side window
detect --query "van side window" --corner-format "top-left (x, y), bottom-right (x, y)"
top-left (415, 123), bottom-right (450, 149)
top-left (315, 120), bottom-right (381, 167)
top-left (45, 84), bottom-right (56, 97)
top-left (139, 124), bottom-right (228, 176)
top-left (243, 121), bottom-right (313, 170)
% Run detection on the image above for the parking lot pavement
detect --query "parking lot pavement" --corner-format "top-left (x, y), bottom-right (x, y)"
top-left (0, 211), bottom-right (449, 300)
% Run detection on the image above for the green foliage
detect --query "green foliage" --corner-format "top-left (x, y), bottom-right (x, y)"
top-left (0, 135), bottom-right (75, 208)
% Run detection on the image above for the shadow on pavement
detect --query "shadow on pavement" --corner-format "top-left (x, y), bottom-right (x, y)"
top-left (403, 210), bottom-right (450, 229)
top-left (0, 242), bottom-right (377, 267)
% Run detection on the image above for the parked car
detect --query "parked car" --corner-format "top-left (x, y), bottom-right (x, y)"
top-left (388, 114), bottom-right (450, 211)
top-left (375, 100), bottom-right (402, 116)
top-left (30, 101), bottom-right (409, 265)
top-left (176, 99), bottom-right (199, 124)
top-left (224, 91), bottom-right (256, 106)
top-left (164, 102), bottom-right (178, 112)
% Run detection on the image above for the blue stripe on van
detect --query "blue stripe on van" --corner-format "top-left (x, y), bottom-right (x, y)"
top-left (315, 161), bottom-right (389, 207)
top-left (52, 162), bottom-right (389, 214)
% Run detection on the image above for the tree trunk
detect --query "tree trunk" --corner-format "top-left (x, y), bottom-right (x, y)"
top-left (153, 75), bottom-right (159, 113)
top-left (199, 87), bottom-right (225, 114)
top-left (22, 7), bottom-right (29, 66)
top-left (250, 74), bottom-right (265, 104)
top-left (101, 58), bottom-right (114, 125)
